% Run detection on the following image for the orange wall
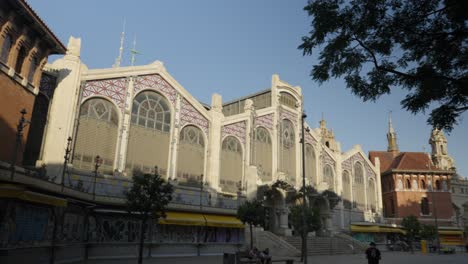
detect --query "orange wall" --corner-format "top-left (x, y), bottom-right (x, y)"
top-left (0, 73), bottom-right (35, 164)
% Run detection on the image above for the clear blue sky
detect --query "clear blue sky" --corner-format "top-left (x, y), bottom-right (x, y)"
top-left (29, 0), bottom-right (468, 177)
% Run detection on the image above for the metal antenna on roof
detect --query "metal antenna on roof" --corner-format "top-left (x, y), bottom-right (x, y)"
top-left (113, 19), bottom-right (126, 68)
top-left (130, 34), bottom-right (140, 66)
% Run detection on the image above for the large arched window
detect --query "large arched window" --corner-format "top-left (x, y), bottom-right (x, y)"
top-left (305, 144), bottom-right (316, 185)
top-left (220, 136), bottom-right (243, 193)
top-left (176, 125), bottom-right (205, 186)
top-left (126, 91), bottom-right (171, 176)
top-left (368, 178), bottom-right (377, 212)
top-left (323, 164), bottom-right (334, 191)
top-left (279, 92), bottom-right (298, 108)
top-left (0, 33), bottom-right (12, 63)
top-left (354, 162), bottom-right (365, 210)
top-left (280, 119), bottom-right (296, 184)
top-left (74, 98), bottom-right (119, 173)
top-left (342, 170), bottom-right (351, 209)
top-left (253, 127), bottom-right (272, 182)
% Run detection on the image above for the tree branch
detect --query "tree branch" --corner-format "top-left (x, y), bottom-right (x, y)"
top-left (353, 37), bottom-right (416, 79)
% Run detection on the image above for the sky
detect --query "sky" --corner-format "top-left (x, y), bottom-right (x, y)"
top-left (28, 0), bottom-right (468, 177)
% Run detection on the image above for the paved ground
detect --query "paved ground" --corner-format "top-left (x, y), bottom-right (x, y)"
top-left (83, 252), bottom-right (468, 264)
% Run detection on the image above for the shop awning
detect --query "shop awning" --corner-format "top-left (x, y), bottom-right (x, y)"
top-left (0, 185), bottom-right (67, 207)
top-left (351, 225), bottom-right (380, 233)
top-left (439, 230), bottom-right (464, 235)
top-left (204, 214), bottom-right (244, 228)
top-left (351, 225), bottom-right (405, 234)
top-left (159, 212), bottom-right (206, 226)
top-left (158, 212), bottom-right (244, 228)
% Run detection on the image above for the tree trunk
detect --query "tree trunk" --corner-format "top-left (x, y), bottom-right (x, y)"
top-left (138, 218), bottom-right (147, 264)
top-left (300, 234), bottom-right (304, 262)
top-left (250, 224), bottom-right (253, 249)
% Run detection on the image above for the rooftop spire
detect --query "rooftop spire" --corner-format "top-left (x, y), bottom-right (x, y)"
top-left (388, 110), bottom-right (395, 133)
top-left (113, 19), bottom-right (126, 68)
top-left (387, 111), bottom-right (399, 154)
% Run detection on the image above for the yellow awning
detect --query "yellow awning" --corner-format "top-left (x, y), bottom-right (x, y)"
top-left (351, 225), bottom-right (406, 234)
top-left (0, 187), bottom-right (67, 207)
top-left (351, 225), bottom-right (380, 233)
top-left (439, 230), bottom-right (464, 235)
top-left (204, 214), bottom-right (244, 228)
top-left (159, 212), bottom-right (206, 226)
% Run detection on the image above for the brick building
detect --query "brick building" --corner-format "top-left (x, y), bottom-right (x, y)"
top-left (369, 118), bottom-right (455, 226)
top-left (0, 0), bottom-right (65, 166)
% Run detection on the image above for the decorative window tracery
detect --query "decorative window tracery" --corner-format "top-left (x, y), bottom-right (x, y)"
top-left (279, 92), bottom-right (297, 108)
top-left (126, 91), bottom-right (171, 176)
top-left (353, 162), bottom-right (365, 209)
top-left (368, 178), bottom-right (376, 212)
top-left (220, 136), bottom-right (243, 193)
top-left (177, 125), bottom-right (205, 186)
top-left (253, 127), bottom-right (272, 182)
top-left (280, 119), bottom-right (296, 184)
top-left (342, 170), bottom-right (351, 209)
top-left (305, 144), bottom-right (316, 184)
top-left (131, 91), bottom-right (171, 132)
top-left (73, 98), bottom-right (119, 173)
top-left (323, 164), bottom-right (334, 191)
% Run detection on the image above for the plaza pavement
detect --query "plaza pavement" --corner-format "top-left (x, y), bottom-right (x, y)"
top-left (82, 252), bottom-right (468, 264)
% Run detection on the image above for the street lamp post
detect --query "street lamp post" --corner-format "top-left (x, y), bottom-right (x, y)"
top-left (61, 137), bottom-right (73, 190)
top-left (10, 109), bottom-right (29, 180)
top-left (199, 174), bottom-right (205, 211)
top-left (93, 155), bottom-right (103, 200)
top-left (301, 112), bottom-right (308, 264)
top-left (430, 179), bottom-right (440, 253)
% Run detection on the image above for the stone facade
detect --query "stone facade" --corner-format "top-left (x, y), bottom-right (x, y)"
top-left (0, 0), bottom-right (65, 165)
top-left (370, 124), bottom-right (456, 227)
top-left (0, 1), bottom-right (385, 261)
top-left (450, 176), bottom-right (468, 228)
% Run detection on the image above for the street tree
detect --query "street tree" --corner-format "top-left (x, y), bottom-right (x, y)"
top-left (237, 199), bottom-right (265, 249)
top-left (299, 0), bottom-right (468, 131)
top-left (125, 170), bottom-right (174, 264)
top-left (289, 205), bottom-right (321, 261)
top-left (420, 224), bottom-right (437, 242)
top-left (401, 215), bottom-right (421, 253)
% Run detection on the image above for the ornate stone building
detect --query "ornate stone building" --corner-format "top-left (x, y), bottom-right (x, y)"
top-left (369, 121), bottom-right (456, 227)
top-left (0, 1), bottom-right (384, 261)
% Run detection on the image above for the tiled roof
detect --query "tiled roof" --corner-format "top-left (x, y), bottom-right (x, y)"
top-left (369, 151), bottom-right (439, 173)
top-left (16, 0), bottom-right (66, 54)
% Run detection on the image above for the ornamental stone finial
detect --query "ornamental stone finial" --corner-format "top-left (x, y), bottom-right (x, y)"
top-left (66, 36), bottom-right (81, 57)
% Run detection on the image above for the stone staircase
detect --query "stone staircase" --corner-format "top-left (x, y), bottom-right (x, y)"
top-left (283, 235), bottom-right (366, 256)
top-left (249, 230), bottom-right (301, 257)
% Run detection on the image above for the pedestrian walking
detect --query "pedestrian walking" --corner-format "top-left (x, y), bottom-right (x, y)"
top-left (365, 242), bottom-right (381, 264)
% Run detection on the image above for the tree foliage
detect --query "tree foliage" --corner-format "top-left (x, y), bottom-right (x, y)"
top-left (420, 224), bottom-right (437, 240)
top-left (125, 171), bottom-right (173, 264)
top-left (237, 199), bottom-right (265, 249)
top-left (289, 204), bottom-right (322, 235)
top-left (401, 215), bottom-right (421, 240)
top-left (125, 172), bottom-right (174, 219)
top-left (300, 0), bottom-right (468, 131)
